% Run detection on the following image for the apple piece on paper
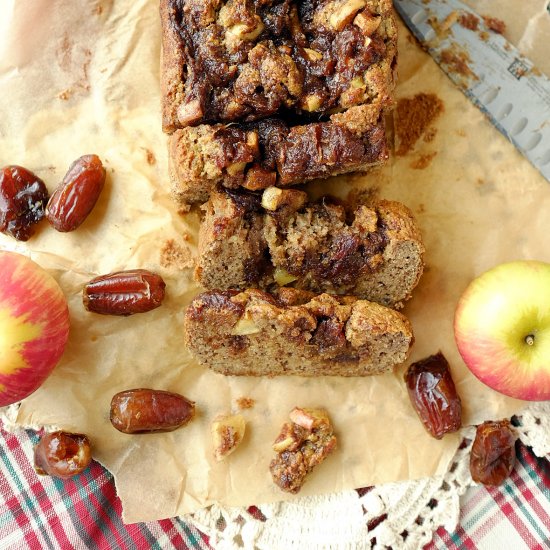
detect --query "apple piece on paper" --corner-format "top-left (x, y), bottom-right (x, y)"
top-left (454, 260), bottom-right (550, 401)
top-left (0, 251), bottom-right (70, 406)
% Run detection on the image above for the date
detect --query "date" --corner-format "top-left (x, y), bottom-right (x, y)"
top-left (46, 154), bottom-right (106, 232)
top-left (405, 352), bottom-right (462, 439)
top-left (34, 431), bottom-right (92, 479)
top-left (0, 165), bottom-right (49, 241)
top-left (470, 420), bottom-right (516, 486)
top-left (83, 269), bottom-right (166, 315)
top-left (110, 388), bottom-right (196, 434)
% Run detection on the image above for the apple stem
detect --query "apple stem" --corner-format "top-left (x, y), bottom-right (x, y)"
top-left (525, 334), bottom-right (535, 346)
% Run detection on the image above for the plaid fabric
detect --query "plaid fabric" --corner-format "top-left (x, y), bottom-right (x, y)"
top-left (1, 423), bottom-right (548, 549)
top-left (427, 444), bottom-right (550, 550)
top-left (0, 425), bottom-right (211, 550)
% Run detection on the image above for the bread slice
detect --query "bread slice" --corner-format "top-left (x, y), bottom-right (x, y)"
top-left (168, 108), bottom-right (389, 206)
top-left (196, 189), bottom-right (425, 309)
top-left (184, 288), bottom-right (414, 376)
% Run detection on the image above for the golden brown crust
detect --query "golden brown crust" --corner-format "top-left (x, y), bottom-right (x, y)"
top-left (184, 287), bottom-right (414, 376)
top-left (160, 0), bottom-right (397, 132)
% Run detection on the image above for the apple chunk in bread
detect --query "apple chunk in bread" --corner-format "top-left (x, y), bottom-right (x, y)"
top-left (454, 260), bottom-right (550, 401)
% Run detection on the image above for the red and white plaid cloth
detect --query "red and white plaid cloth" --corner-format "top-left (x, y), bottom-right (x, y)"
top-left (1, 423), bottom-right (548, 549)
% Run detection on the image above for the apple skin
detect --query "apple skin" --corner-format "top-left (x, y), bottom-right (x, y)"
top-left (454, 260), bottom-right (550, 401)
top-left (0, 251), bottom-right (70, 406)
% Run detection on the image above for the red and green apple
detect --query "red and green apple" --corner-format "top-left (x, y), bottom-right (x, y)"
top-left (454, 260), bottom-right (550, 401)
top-left (0, 251), bottom-right (70, 406)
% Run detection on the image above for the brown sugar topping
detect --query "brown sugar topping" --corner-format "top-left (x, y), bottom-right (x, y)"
top-left (395, 93), bottom-right (444, 156)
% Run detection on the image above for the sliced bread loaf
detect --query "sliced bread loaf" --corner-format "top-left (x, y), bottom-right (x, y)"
top-left (184, 288), bottom-right (414, 376)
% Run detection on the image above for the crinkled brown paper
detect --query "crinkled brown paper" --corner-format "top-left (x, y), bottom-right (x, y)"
top-left (0, 0), bottom-right (548, 523)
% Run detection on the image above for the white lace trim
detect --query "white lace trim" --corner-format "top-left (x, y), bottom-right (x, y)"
top-left (191, 402), bottom-right (550, 549)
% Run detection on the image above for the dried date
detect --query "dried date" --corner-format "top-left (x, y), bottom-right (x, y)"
top-left (405, 352), bottom-right (462, 439)
top-left (83, 269), bottom-right (166, 315)
top-left (110, 388), bottom-right (195, 434)
top-left (0, 165), bottom-right (49, 241)
top-left (470, 420), bottom-right (516, 486)
top-left (34, 431), bottom-right (92, 479)
top-left (46, 154), bottom-right (106, 232)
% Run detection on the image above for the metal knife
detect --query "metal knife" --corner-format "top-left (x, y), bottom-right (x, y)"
top-left (394, 0), bottom-right (550, 183)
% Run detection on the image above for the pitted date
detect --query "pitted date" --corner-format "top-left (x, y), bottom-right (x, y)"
top-left (110, 388), bottom-right (196, 434)
top-left (83, 269), bottom-right (166, 315)
top-left (46, 154), bottom-right (106, 232)
top-left (0, 165), bottom-right (49, 241)
top-left (34, 431), bottom-right (92, 479)
top-left (405, 351), bottom-right (462, 439)
top-left (470, 420), bottom-right (516, 486)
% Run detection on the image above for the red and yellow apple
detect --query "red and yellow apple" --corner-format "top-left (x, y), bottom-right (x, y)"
top-left (454, 260), bottom-right (550, 401)
top-left (0, 251), bottom-right (70, 406)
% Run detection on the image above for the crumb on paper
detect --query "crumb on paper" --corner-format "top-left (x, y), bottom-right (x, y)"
top-left (93, 4), bottom-right (103, 15)
top-left (236, 397), bottom-right (255, 410)
top-left (482, 16), bottom-right (506, 34)
top-left (160, 239), bottom-right (194, 269)
top-left (423, 128), bottom-right (437, 143)
top-left (417, 203), bottom-right (426, 214)
top-left (455, 129), bottom-right (466, 138)
top-left (410, 152), bottom-right (437, 170)
top-left (58, 89), bottom-right (73, 101)
top-left (143, 148), bottom-right (156, 165)
top-left (395, 93), bottom-right (444, 156)
top-left (440, 48), bottom-right (479, 82)
top-left (458, 12), bottom-right (479, 31)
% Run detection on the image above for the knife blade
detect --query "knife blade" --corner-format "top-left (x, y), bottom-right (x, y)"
top-left (394, 0), bottom-right (550, 183)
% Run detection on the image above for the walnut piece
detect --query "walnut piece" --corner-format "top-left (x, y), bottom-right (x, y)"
top-left (261, 186), bottom-right (307, 212)
top-left (330, 0), bottom-right (367, 31)
top-left (212, 413), bottom-right (246, 461)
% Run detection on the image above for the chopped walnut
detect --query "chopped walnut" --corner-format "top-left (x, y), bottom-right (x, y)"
top-left (212, 413), bottom-right (246, 461)
top-left (261, 187), bottom-right (307, 212)
top-left (330, 0), bottom-right (367, 31)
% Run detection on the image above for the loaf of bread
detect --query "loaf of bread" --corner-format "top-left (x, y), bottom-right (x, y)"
top-left (196, 188), bottom-right (425, 309)
top-left (184, 287), bottom-right (414, 376)
top-left (160, 0), bottom-right (397, 205)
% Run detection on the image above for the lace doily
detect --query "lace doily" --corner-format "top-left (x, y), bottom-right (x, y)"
top-left (190, 402), bottom-right (550, 549)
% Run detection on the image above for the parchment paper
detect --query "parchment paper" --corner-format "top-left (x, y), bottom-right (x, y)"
top-left (0, 0), bottom-right (548, 523)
